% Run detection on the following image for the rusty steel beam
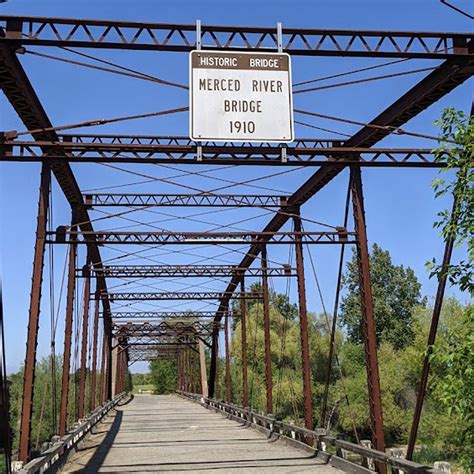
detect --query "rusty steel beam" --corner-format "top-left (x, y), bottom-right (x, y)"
top-left (56, 134), bottom-right (337, 147)
top-left (112, 321), bottom-right (219, 339)
top-left (17, 163), bottom-right (50, 463)
top-left (99, 327), bottom-right (107, 405)
top-left (350, 167), bottom-right (386, 464)
top-left (90, 295), bottom-right (100, 412)
top-left (81, 193), bottom-right (289, 207)
top-left (293, 211), bottom-right (313, 432)
top-left (80, 265), bottom-right (295, 278)
top-left (78, 258), bottom-right (91, 420)
top-left (1, 141), bottom-right (448, 168)
top-left (212, 42), bottom-right (473, 331)
top-left (95, 291), bottom-right (263, 301)
top-left (1, 16), bottom-right (471, 58)
top-left (49, 230), bottom-right (354, 245)
top-left (59, 209), bottom-right (78, 437)
top-left (106, 311), bottom-right (235, 319)
top-left (261, 246), bottom-right (273, 415)
top-left (240, 277), bottom-right (249, 407)
top-left (224, 316), bottom-right (231, 403)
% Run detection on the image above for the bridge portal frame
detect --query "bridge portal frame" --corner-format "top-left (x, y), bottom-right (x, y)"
top-left (0, 14), bottom-right (470, 467)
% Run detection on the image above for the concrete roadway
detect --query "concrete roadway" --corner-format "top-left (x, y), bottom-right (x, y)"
top-left (61, 394), bottom-right (342, 473)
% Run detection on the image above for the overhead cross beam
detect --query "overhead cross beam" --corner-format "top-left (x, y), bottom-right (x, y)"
top-left (95, 292), bottom-right (262, 301)
top-left (112, 321), bottom-right (220, 338)
top-left (80, 265), bottom-right (295, 278)
top-left (1, 139), bottom-right (447, 167)
top-left (83, 193), bottom-right (290, 207)
top-left (49, 230), bottom-right (354, 245)
top-left (105, 311), bottom-right (238, 319)
top-left (1, 16), bottom-right (471, 58)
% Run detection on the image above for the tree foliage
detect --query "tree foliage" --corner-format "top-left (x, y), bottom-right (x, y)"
top-left (427, 107), bottom-right (474, 294)
top-left (149, 358), bottom-right (177, 394)
top-left (340, 243), bottom-right (425, 349)
top-left (430, 304), bottom-right (474, 470)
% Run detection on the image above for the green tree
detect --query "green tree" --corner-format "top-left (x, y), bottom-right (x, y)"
top-left (149, 359), bottom-right (177, 394)
top-left (8, 356), bottom-right (62, 453)
top-left (430, 304), bottom-right (474, 470)
top-left (427, 108), bottom-right (473, 294)
top-left (340, 243), bottom-right (425, 349)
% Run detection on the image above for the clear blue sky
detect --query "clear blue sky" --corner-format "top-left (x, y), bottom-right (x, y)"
top-left (0, 0), bottom-right (472, 374)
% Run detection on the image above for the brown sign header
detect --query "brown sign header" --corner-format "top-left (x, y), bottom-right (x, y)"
top-left (191, 51), bottom-right (290, 71)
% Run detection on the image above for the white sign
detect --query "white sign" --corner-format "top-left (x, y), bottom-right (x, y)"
top-left (190, 51), bottom-right (294, 143)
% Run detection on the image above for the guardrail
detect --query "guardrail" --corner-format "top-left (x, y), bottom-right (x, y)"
top-left (177, 391), bottom-right (440, 474)
top-left (14, 392), bottom-right (127, 474)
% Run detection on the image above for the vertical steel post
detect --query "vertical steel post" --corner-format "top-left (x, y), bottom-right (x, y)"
top-left (199, 339), bottom-right (208, 397)
top-left (105, 318), bottom-right (113, 401)
top-left (90, 294), bottom-right (100, 411)
top-left (261, 245), bottom-right (273, 414)
top-left (208, 324), bottom-right (219, 398)
top-left (224, 314), bottom-right (231, 403)
top-left (240, 276), bottom-right (249, 407)
top-left (78, 256), bottom-right (91, 419)
top-left (59, 207), bottom-right (78, 437)
top-left (406, 191), bottom-right (460, 460)
top-left (183, 350), bottom-right (188, 392)
top-left (19, 163), bottom-right (51, 463)
top-left (350, 167), bottom-right (386, 464)
top-left (293, 210), bottom-right (314, 432)
top-left (178, 352), bottom-right (183, 391)
top-left (114, 342), bottom-right (122, 396)
top-left (99, 321), bottom-right (107, 405)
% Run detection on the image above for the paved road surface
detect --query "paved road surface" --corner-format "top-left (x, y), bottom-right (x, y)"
top-left (62, 394), bottom-right (341, 473)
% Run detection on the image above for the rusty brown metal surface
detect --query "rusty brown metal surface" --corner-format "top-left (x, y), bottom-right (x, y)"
top-left (350, 167), bottom-right (386, 472)
top-left (2, 141), bottom-right (448, 168)
top-left (1, 16), bottom-right (471, 59)
top-left (18, 163), bottom-right (50, 463)
top-left (78, 257), bottom-right (91, 420)
top-left (261, 245), bottom-right (273, 415)
top-left (59, 208), bottom-right (78, 437)
top-left (224, 315), bottom-right (231, 403)
top-left (293, 211), bottom-right (313, 432)
top-left (90, 296), bottom-right (100, 412)
top-left (240, 277), bottom-right (249, 407)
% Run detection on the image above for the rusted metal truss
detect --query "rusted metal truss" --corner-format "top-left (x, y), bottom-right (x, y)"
top-left (80, 264), bottom-right (295, 278)
top-left (49, 230), bottom-right (354, 245)
top-left (112, 321), bottom-right (220, 339)
top-left (1, 139), bottom-right (447, 167)
top-left (119, 335), bottom-right (201, 349)
top-left (128, 345), bottom-right (181, 362)
top-left (59, 135), bottom-right (337, 146)
top-left (82, 193), bottom-right (290, 207)
top-left (1, 16), bottom-right (471, 58)
top-left (104, 311), bottom-right (237, 319)
top-left (2, 12), bottom-right (472, 465)
top-left (95, 291), bottom-right (262, 301)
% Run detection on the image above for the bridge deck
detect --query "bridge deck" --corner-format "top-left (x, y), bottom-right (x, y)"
top-left (61, 394), bottom-right (341, 473)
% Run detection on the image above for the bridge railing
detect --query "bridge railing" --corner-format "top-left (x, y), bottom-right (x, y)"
top-left (13, 392), bottom-right (127, 474)
top-left (177, 391), bottom-right (439, 474)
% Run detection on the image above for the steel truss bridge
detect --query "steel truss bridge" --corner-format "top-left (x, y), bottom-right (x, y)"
top-left (0, 12), bottom-right (471, 474)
